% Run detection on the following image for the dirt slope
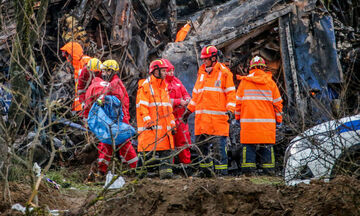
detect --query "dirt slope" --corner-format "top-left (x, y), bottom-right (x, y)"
top-left (1, 176), bottom-right (359, 215)
top-left (98, 176), bottom-right (360, 216)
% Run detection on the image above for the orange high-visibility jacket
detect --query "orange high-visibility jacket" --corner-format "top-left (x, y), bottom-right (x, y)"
top-left (60, 42), bottom-right (90, 111)
top-left (175, 23), bottom-right (191, 42)
top-left (187, 62), bottom-right (236, 136)
top-left (235, 68), bottom-right (283, 144)
top-left (136, 75), bottom-right (176, 152)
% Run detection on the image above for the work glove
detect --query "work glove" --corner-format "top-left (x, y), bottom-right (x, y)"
top-left (146, 125), bottom-right (155, 130)
top-left (181, 109), bottom-right (192, 124)
top-left (96, 95), bottom-right (105, 106)
top-left (226, 111), bottom-right (235, 123)
top-left (276, 122), bottom-right (283, 129)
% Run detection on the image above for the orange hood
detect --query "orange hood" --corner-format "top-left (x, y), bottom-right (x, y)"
top-left (60, 41), bottom-right (83, 61)
top-left (238, 69), bottom-right (272, 84)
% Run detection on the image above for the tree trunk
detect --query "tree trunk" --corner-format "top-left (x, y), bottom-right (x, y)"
top-left (8, 0), bottom-right (49, 137)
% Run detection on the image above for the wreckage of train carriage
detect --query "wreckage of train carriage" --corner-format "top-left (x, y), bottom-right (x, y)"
top-left (0, 0), bottom-right (345, 128)
top-left (0, 0), bottom-right (347, 168)
top-left (163, 0), bottom-right (342, 132)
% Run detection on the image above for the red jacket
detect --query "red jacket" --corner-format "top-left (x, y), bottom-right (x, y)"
top-left (165, 76), bottom-right (191, 120)
top-left (84, 75), bottom-right (130, 123)
top-left (109, 74), bottom-right (130, 123)
top-left (78, 65), bottom-right (102, 104)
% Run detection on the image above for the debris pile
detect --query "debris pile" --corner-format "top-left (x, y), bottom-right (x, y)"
top-left (0, 0), bottom-right (358, 174)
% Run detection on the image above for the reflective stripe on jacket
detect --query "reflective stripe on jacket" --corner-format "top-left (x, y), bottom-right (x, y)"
top-left (136, 76), bottom-right (176, 152)
top-left (235, 69), bottom-right (283, 144)
top-left (187, 62), bottom-right (236, 136)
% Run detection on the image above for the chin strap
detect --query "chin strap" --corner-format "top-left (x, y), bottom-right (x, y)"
top-left (205, 67), bottom-right (213, 73)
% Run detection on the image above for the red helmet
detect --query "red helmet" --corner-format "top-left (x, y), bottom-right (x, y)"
top-left (162, 59), bottom-right (174, 71)
top-left (200, 45), bottom-right (218, 59)
top-left (250, 56), bottom-right (266, 68)
top-left (149, 59), bottom-right (169, 74)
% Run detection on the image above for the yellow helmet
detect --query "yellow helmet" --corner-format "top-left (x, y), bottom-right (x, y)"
top-left (87, 58), bottom-right (102, 72)
top-left (101, 60), bottom-right (119, 71)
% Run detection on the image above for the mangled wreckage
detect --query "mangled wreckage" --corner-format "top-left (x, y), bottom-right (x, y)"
top-left (161, 0), bottom-right (348, 175)
top-left (0, 0), bottom-right (357, 180)
top-left (163, 0), bottom-right (342, 129)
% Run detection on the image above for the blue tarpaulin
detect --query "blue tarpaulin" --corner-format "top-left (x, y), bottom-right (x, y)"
top-left (87, 95), bottom-right (135, 145)
top-left (0, 83), bottom-right (12, 115)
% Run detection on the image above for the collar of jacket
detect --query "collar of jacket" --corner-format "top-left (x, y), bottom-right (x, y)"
top-left (150, 75), bottom-right (166, 88)
top-left (165, 75), bottom-right (174, 83)
top-left (110, 74), bottom-right (120, 82)
top-left (199, 62), bottom-right (223, 77)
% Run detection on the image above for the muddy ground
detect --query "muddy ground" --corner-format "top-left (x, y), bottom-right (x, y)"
top-left (2, 172), bottom-right (359, 215)
top-left (96, 176), bottom-right (360, 216)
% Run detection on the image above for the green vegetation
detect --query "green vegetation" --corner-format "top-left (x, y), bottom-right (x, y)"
top-left (249, 176), bottom-right (284, 185)
top-left (45, 168), bottom-right (102, 191)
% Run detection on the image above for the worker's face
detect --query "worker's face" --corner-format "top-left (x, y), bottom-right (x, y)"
top-left (203, 57), bottom-right (213, 67)
top-left (62, 51), bottom-right (72, 61)
top-left (101, 69), bottom-right (112, 81)
top-left (166, 69), bottom-right (174, 77)
top-left (153, 68), bottom-right (166, 79)
top-left (160, 68), bottom-right (167, 79)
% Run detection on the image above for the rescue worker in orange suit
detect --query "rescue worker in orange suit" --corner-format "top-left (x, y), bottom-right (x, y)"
top-left (60, 41), bottom-right (91, 112)
top-left (182, 45), bottom-right (236, 177)
top-left (175, 21), bottom-right (191, 42)
top-left (136, 59), bottom-right (176, 179)
top-left (84, 60), bottom-right (137, 175)
top-left (78, 58), bottom-right (103, 110)
top-left (163, 59), bottom-right (192, 164)
top-left (235, 56), bottom-right (283, 175)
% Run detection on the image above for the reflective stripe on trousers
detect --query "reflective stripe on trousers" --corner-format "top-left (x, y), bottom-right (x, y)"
top-left (196, 135), bottom-right (228, 171)
top-left (214, 164), bottom-right (228, 170)
top-left (261, 146), bottom-right (275, 169)
top-left (241, 144), bottom-right (275, 169)
top-left (241, 146), bottom-right (256, 168)
top-left (200, 161), bottom-right (213, 168)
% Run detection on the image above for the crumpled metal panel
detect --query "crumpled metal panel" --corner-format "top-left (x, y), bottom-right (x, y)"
top-left (292, 13), bottom-right (342, 88)
top-left (163, 0), bottom-right (343, 128)
top-left (288, 10), bottom-right (342, 123)
top-left (191, 0), bottom-right (283, 42)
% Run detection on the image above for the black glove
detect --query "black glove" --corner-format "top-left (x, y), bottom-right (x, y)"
top-left (182, 109), bottom-right (192, 124)
top-left (171, 128), bottom-right (176, 135)
top-left (146, 125), bottom-right (155, 130)
top-left (227, 111), bottom-right (235, 123)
